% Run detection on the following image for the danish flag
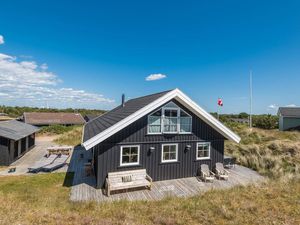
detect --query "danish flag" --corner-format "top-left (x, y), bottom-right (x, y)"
top-left (218, 98), bottom-right (223, 106)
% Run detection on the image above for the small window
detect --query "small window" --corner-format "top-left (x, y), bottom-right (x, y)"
top-left (196, 142), bottom-right (210, 160)
top-left (162, 144), bottom-right (178, 163)
top-left (120, 145), bottom-right (140, 166)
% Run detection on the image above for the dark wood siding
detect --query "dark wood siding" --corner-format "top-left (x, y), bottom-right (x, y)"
top-left (94, 100), bottom-right (226, 188)
top-left (21, 137), bottom-right (26, 154)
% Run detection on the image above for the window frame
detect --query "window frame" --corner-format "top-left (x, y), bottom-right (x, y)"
top-left (147, 101), bottom-right (192, 135)
top-left (161, 143), bottom-right (178, 163)
top-left (196, 142), bottom-right (211, 160)
top-left (178, 109), bottom-right (192, 134)
top-left (120, 145), bottom-right (140, 166)
top-left (147, 114), bottom-right (162, 134)
top-left (162, 107), bottom-right (179, 134)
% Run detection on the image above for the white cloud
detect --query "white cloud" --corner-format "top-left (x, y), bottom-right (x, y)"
top-left (145, 73), bottom-right (167, 81)
top-left (268, 104), bottom-right (278, 110)
top-left (0, 52), bottom-right (114, 108)
top-left (285, 104), bottom-right (297, 107)
top-left (40, 63), bottom-right (48, 70)
top-left (0, 35), bottom-right (4, 45)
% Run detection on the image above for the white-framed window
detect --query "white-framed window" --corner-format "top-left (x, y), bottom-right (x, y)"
top-left (163, 108), bottom-right (178, 133)
top-left (148, 109), bottom-right (162, 134)
top-left (147, 101), bottom-right (192, 134)
top-left (179, 110), bottom-right (192, 133)
top-left (161, 143), bottom-right (178, 163)
top-left (196, 142), bottom-right (210, 160)
top-left (120, 145), bottom-right (140, 166)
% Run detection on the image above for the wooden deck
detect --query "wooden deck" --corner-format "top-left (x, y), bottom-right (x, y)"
top-left (69, 146), bottom-right (265, 202)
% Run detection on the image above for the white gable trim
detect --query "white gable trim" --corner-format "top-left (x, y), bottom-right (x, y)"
top-left (82, 89), bottom-right (240, 150)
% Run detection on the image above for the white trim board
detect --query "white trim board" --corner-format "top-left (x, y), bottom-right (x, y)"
top-left (82, 89), bottom-right (241, 150)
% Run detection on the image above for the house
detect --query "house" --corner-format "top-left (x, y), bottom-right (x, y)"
top-left (22, 112), bottom-right (85, 126)
top-left (82, 89), bottom-right (240, 188)
top-left (278, 107), bottom-right (300, 131)
top-left (0, 120), bottom-right (39, 166)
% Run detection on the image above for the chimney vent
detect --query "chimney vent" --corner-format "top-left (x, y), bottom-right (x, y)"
top-left (122, 94), bottom-right (125, 107)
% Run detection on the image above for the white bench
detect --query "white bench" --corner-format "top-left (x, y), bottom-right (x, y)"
top-left (105, 169), bottom-right (152, 196)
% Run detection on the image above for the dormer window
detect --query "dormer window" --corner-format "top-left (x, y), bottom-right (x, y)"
top-left (148, 101), bottom-right (192, 134)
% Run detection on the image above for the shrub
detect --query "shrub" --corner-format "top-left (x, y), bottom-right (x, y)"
top-left (252, 114), bottom-right (278, 129)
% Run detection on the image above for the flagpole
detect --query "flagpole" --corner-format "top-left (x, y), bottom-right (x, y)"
top-left (217, 105), bottom-right (220, 120)
top-left (249, 70), bottom-right (253, 129)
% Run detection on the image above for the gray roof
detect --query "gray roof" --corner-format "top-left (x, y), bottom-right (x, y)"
top-left (83, 90), bottom-right (173, 142)
top-left (278, 107), bottom-right (300, 117)
top-left (84, 114), bottom-right (101, 122)
top-left (0, 120), bottom-right (39, 140)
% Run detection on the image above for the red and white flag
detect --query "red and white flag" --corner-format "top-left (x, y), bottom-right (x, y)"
top-left (218, 98), bottom-right (223, 106)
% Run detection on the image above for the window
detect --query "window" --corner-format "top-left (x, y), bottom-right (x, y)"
top-left (148, 109), bottom-right (162, 133)
top-left (163, 109), bottom-right (178, 133)
top-left (196, 142), bottom-right (210, 160)
top-left (180, 110), bottom-right (192, 133)
top-left (147, 101), bottom-right (192, 134)
top-left (162, 144), bottom-right (178, 162)
top-left (120, 145), bottom-right (140, 166)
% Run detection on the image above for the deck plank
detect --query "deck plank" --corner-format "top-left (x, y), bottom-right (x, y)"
top-left (69, 147), bottom-right (265, 202)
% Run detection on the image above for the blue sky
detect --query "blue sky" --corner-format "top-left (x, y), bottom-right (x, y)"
top-left (0, 0), bottom-right (300, 114)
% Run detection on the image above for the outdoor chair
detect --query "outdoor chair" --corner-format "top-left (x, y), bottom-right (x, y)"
top-left (200, 164), bottom-right (215, 182)
top-left (215, 162), bottom-right (230, 180)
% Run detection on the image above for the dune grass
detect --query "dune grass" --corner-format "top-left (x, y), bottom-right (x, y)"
top-left (53, 126), bottom-right (83, 146)
top-left (225, 122), bottom-right (300, 178)
top-left (0, 173), bottom-right (299, 225)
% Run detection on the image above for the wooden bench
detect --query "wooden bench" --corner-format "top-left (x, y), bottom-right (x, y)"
top-left (105, 169), bottom-right (152, 196)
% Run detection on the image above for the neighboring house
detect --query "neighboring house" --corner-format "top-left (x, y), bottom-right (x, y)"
top-left (82, 89), bottom-right (240, 188)
top-left (22, 112), bottom-right (85, 126)
top-left (84, 114), bottom-right (101, 122)
top-left (278, 107), bottom-right (300, 131)
top-left (0, 120), bottom-right (39, 166)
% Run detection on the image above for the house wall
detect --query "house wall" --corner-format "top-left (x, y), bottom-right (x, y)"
top-left (280, 117), bottom-right (300, 131)
top-left (0, 133), bottom-right (36, 166)
top-left (94, 100), bottom-right (226, 188)
top-left (0, 137), bottom-right (10, 166)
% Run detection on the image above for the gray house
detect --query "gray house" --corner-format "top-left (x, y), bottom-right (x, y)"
top-left (278, 107), bottom-right (300, 131)
top-left (0, 120), bottom-right (39, 166)
top-left (82, 89), bottom-right (240, 188)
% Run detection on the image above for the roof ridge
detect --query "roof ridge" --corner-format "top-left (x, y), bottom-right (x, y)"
top-left (125, 89), bottom-right (174, 103)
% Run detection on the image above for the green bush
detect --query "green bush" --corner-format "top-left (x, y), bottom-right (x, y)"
top-left (252, 114), bottom-right (278, 129)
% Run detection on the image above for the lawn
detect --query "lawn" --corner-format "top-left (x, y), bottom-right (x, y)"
top-left (0, 173), bottom-right (299, 225)
top-left (1, 124), bottom-right (300, 224)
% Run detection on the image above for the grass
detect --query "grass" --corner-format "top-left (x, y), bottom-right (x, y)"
top-left (53, 126), bottom-right (83, 146)
top-left (1, 123), bottom-right (300, 224)
top-left (38, 125), bottom-right (82, 136)
top-left (225, 122), bottom-right (300, 178)
top-left (0, 173), bottom-right (299, 225)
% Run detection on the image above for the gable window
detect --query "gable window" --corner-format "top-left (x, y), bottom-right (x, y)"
top-left (120, 145), bottom-right (140, 166)
top-left (163, 109), bottom-right (178, 133)
top-left (148, 101), bottom-right (192, 134)
top-left (180, 110), bottom-right (192, 133)
top-left (162, 144), bottom-right (178, 163)
top-left (148, 109), bottom-right (162, 133)
top-left (196, 142), bottom-right (210, 160)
